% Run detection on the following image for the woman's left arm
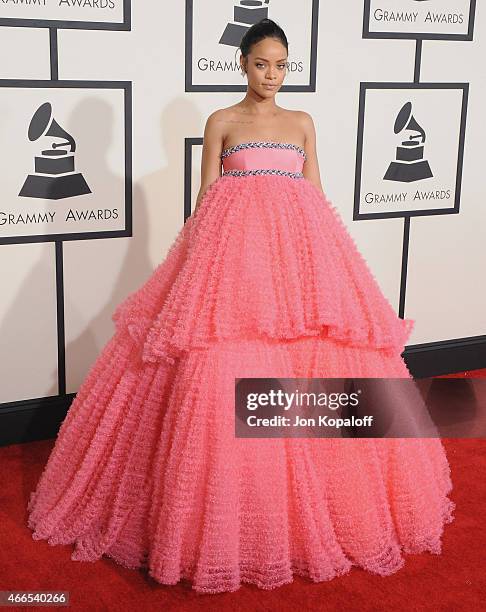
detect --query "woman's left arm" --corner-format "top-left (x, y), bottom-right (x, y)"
top-left (299, 111), bottom-right (324, 194)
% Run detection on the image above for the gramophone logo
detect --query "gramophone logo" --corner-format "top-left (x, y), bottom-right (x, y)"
top-left (186, 0), bottom-right (318, 91)
top-left (219, 0), bottom-right (270, 47)
top-left (19, 102), bottom-right (91, 200)
top-left (354, 83), bottom-right (468, 219)
top-left (383, 101), bottom-right (433, 183)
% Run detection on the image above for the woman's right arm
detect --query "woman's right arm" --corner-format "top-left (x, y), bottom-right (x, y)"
top-left (193, 111), bottom-right (225, 214)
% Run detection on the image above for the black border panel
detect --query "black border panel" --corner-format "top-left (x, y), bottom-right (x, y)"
top-left (354, 82), bottom-right (469, 221)
top-left (362, 0), bottom-right (476, 41)
top-left (185, 0), bottom-right (320, 92)
top-left (0, 78), bottom-right (133, 244)
top-left (0, 0), bottom-right (131, 31)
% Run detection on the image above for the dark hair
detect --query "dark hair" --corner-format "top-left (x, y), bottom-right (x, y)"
top-left (239, 18), bottom-right (288, 58)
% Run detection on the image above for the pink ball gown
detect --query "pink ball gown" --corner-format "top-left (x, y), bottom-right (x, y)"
top-left (27, 141), bottom-right (455, 594)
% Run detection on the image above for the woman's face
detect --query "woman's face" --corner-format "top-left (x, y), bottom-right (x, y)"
top-left (241, 37), bottom-right (288, 98)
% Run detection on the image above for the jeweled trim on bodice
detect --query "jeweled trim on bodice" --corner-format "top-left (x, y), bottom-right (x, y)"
top-left (220, 141), bottom-right (307, 161)
top-left (222, 168), bottom-right (304, 178)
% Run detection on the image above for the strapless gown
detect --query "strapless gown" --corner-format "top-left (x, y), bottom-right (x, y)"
top-left (27, 141), bottom-right (455, 594)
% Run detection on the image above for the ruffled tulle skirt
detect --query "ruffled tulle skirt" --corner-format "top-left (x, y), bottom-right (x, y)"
top-left (27, 175), bottom-right (455, 593)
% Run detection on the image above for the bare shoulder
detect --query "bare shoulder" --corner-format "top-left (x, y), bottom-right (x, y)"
top-left (293, 110), bottom-right (315, 132)
top-left (204, 105), bottom-right (240, 140)
top-left (206, 104), bottom-right (240, 124)
top-left (205, 107), bottom-right (228, 129)
top-left (280, 109), bottom-right (315, 142)
top-left (292, 110), bottom-right (316, 147)
top-left (203, 108), bottom-right (233, 146)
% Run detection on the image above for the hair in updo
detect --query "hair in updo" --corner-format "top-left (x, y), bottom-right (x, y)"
top-left (239, 18), bottom-right (288, 58)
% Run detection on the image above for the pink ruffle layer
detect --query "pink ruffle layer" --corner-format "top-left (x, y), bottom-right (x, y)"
top-left (27, 175), bottom-right (454, 594)
top-left (111, 176), bottom-right (414, 365)
top-left (27, 334), bottom-right (454, 594)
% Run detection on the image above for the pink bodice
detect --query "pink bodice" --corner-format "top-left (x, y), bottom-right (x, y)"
top-left (221, 141), bottom-right (306, 178)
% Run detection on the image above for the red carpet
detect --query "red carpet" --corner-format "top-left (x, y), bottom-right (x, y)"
top-left (438, 367), bottom-right (486, 378)
top-left (1, 438), bottom-right (484, 610)
top-left (1, 373), bottom-right (485, 610)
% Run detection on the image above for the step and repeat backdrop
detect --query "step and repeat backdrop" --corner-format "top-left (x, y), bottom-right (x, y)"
top-left (0, 0), bottom-right (484, 406)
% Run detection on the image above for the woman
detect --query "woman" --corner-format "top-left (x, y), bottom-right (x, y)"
top-left (27, 18), bottom-right (455, 594)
